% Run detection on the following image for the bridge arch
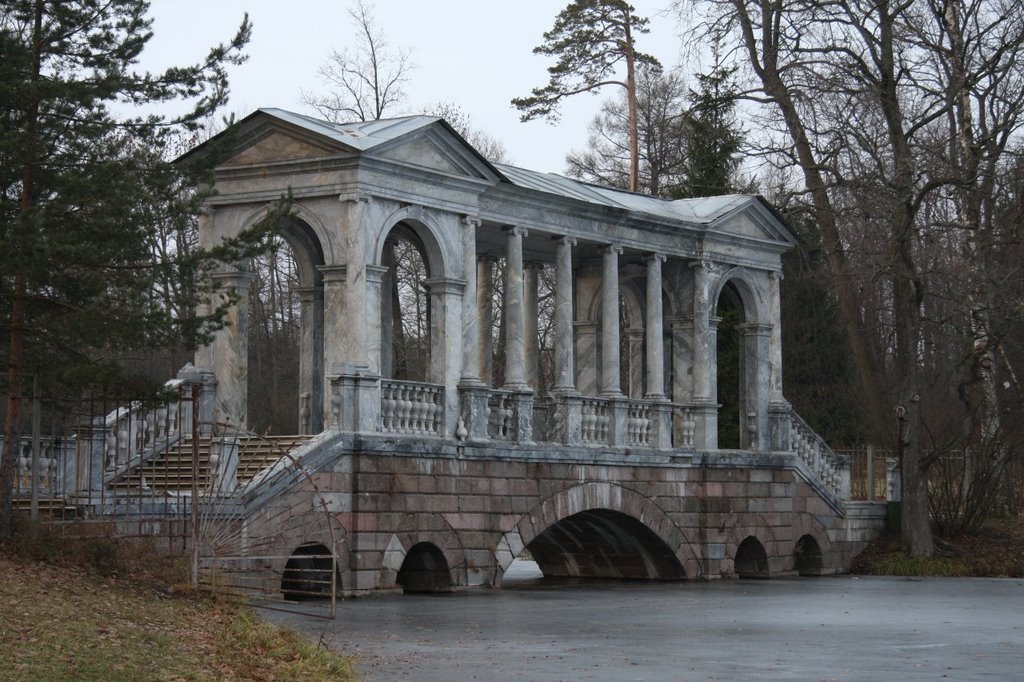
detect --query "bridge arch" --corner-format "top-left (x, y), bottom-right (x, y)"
top-left (379, 514), bottom-right (467, 592)
top-left (496, 482), bottom-right (700, 583)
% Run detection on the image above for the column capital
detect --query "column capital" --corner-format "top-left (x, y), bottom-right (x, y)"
top-left (644, 252), bottom-right (667, 264)
top-left (555, 235), bottom-right (577, 247)
top-left (602, 243), bottom-right (624, 256)
top-left (317, 264), bottom-right (348, 282)
top-left (689, 254), bottom-right (713, 270)
top-left (769, 270), bottom-right (784, 281)
top-left (504, 224), bottom-right (528, 238)
top-left (423, 277), bottom-right (467, 296)
top-left (738, 322), bottom-right (773, 336)
top-left (461, 215), bottom-right (482, 228)
top-left (365, 264), bottom-right (389, 284)
top-left (338, 192), bottom-right (370, 204)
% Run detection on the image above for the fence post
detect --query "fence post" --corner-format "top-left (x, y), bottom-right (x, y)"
top-left (866, 444), bottom-right (875, 502)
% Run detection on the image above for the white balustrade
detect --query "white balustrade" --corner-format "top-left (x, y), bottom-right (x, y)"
top-left (580, 399), bottom-right (610, 445)
top-left (789, 412), bottom-right (845, 497)
top-left (488, 391), bottom-right (514, 441)
top-left (627, 403), bottom-right (652, 447)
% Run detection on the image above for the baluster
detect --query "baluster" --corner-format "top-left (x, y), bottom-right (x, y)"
top-left (383, 384), bottom-right (396, 432)
top-left (399, 386), bottom-right (412, 433)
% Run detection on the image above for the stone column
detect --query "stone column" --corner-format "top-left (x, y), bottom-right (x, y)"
top-left (424, 277), bottom-right (466, 437)
top-left (690, 260), bottom-right (713, 401)
top-left (574, 320), bottom-right (598, 395)
top-left (503, 226), bottom-right (529, 391)
top-left (768, 271), bottom-right (786, 405)
top-left (524, 261), bottom-right (542, 390)
top-left (208, 270), bottom-right (254, 428)
top-left (295, 286), bottom-right (324, 434)
top-left (553, 237), bottom-right (577, 392)
top-left (460, 217), bottom-right (483, 385)
top-left (319, 264), bottom-right (347, 427)
top-left (600, 245), bottom-right (623, 397)
top-left (625, 329), bottom-right (645, 398)
top-left (740, 322), bottom-right (772, 451)
top-left (477, 255), bottom-right (496, 385)
top-left (364, 264), bottom-right (387, 376)
top-left (645, 253), bottom-right (666, 399)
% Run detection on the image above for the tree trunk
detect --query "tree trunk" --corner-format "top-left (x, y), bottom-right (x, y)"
top-left (623, 8), bottom-right (640, 193)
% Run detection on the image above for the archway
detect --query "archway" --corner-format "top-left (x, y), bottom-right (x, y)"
top-left (795, 534), bottom-right (824, 576)
top-left (526, 508), bottom-right (686, 580)
top-left (281, 542), bottom-right (336, 600)
top-left (381, 223), bottom-right (431, 382)
top-left (734, 536), bottom-right (769, 578)
top-left (397, 542), bottom-right (452, 593)
top-left (247, 215), bottom-right (326, 435)
top-left (716, 283), bottom-right (745, 449)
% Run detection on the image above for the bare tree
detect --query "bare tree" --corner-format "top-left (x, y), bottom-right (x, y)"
top-left (302, 0), bottom-right (414, 122)
top-left (422, 102), bottom-right (512, 165)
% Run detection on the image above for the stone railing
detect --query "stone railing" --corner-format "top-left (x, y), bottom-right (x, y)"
top-left (379, 380), bottom-right (444, 436)
top-left (627, 403), bottom-right (653, 447)
top-left (0, 436), bottom-right (69, 495)
top-left (673, 405), bottom-right (697, 448)
top-left (789, 412), bottom-right (848, 498)
top-left (580, 398), bottom-right (611, 445)
top-left (488, 390), bottom-right (515, 441)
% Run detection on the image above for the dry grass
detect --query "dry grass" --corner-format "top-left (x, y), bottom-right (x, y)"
top-left (0, 525), bottom-right (355, 681)
top-left (851, 516), bottom-right (1024, 577)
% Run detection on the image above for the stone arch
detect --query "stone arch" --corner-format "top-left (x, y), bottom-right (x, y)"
top-left (791, 514), bottom-right (833, 575)
top-left (721, 518), bottom-right (779, 576)
top-left (495, 481), bottom-right (700, 583)
top-left (397, 542), bottom-right (453, 593)
top-left (239, 203), bottom-right (329, 434)
top-left (379, 513), bottom-right (467, 591)
top-left (373, 204), bottom-right (454, 279)
top-left (734, 535), bottom-right (770, 578)
top-left (795, 534), bottom-right (825, 576)
top-left (281, 542), bottom-right (337, 600)
top-left (710, 266), bottom-right (766, 324)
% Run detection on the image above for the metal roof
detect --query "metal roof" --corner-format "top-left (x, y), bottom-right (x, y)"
top-left (247, 110), bottom-right (771, 229)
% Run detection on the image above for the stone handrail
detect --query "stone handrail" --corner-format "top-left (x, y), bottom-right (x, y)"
top-left (0, 435), bottom-right (68, 495)
top-left (789, 411), bottom-right (847, 498)
top-left (380, 380), bottom-right (444, 436)
top-left (626, 402), bottom-right (653, 447)
top-left (488, 390), bottom-right (514, 441)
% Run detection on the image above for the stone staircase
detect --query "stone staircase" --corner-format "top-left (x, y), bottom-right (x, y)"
top-left (110, 434), bottom-right (313, 494)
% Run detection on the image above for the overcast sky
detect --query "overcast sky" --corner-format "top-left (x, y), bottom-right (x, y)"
top-left (144, 1), bottom-right (689, 174)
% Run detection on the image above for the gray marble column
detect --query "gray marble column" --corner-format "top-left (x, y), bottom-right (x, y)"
top-left (645, 253), bottom-right (667, 399)
top-left (524, 261), bottom-right (542, 390)
top-left (209, 270), bottom-right (255, 428)
top-left (295, 286), bottom-right (324, 434)
top-left (460, 217), bottom-right (483, 385)
top-left (364, 264), bottom-right (387, 376)
top-left (600, 245), bottom-right (623, 397)
top-left (690, 260), bottom-right (713, 401)
top-left (426, 277), bottom-right (466, 436)
top-left (503, 226), bottom-right (529, 390)
top-left (477, 255), bottom-right (496, 385)
top-left (553, 237), bottom-right (577, 393)
top-left (319, 264), bottom-right (347, 426)
top-left (625, 329), bottom-right (644, 398)
top-left (740, 322), bottom-right (773, 451)
top-left (768, 271), bottom-right (785, 405)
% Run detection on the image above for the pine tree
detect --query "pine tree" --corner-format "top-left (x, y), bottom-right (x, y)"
top-left (675, 58), bottom-right (744, 198)
top-left (512, 0), bottom-right (659, 192)
top-left (0, 1), bottom-right (279, 536)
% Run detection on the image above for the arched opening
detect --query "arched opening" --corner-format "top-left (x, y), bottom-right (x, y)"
top-left (716, 283), bottom-right (745, 449)
top-left (795, 534), bottom-right (824, 576)
top-left (734, 536), bottom-right (770, 578)
top-left (281, 542), bottom-right (336, 600)
top-left (248, 217), bottom-right (325, 435)
top-left (526, 509), bottom-right (685, 581)
top-left (381, 224), bottom-right (431, 382)
top-left (397, 542), bottom-right (452, 593)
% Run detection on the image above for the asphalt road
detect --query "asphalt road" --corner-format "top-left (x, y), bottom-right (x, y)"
top-left (263, 562), bottom-right (1024, 681)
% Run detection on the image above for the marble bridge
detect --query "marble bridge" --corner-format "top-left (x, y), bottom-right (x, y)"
top-left (16, 109), bottom-right (889, 596)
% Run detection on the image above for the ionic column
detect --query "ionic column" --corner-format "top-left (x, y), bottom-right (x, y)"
top-left (645, 253), bottom-right (667, 399)
top-left (364, 264), bottom-right (387, 375)
top-left (477, 255), bottom-right (496, 385)
top-left (553, 237), bottom-right (577, 392)
top-left (209, 270), bottom-right (255, 428)
top-left (600, 245), bottom-right (623, 397)
top-left (319, 264), bottom-right (347, 426)
top-left (460, 217), bottom-right (483, 385)
top-left (524, 261), bottom-right (542, 390)
top-left (425, 277), bottom-right (466, 436)
top-left (503, 226), bottom-right (529, 390)
top-left (740, 322), bottom-right (773, 451)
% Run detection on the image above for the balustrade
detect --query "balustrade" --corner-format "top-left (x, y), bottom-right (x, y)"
top-left (488, 391), bottom-right (514, 441)
top-left (789, 412), bottom-right (846, 497)
top-left (580, 398), bottom-right (610, 445)
top-left (627, 403), bottom-right (653, 447)
top-left (379, 380), bottom-right (444, 436)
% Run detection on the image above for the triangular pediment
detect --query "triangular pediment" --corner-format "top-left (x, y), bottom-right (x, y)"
top-left (705, 197), bottom-right (798, 246)
top-left (368, 124), bottom-right (503, 182)
top-left (222, 128), bottom-right (344, 166)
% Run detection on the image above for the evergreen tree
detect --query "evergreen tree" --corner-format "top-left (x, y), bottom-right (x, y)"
top-left (0, 1), bottom-right (280, 535)
top-left (512, 0), bottom-right (659, 192)
top-left (675, 57), bottom-right (745, 198)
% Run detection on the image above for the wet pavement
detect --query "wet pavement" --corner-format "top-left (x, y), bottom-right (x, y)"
top-left (262, 562), bottom-right (1024, 681)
